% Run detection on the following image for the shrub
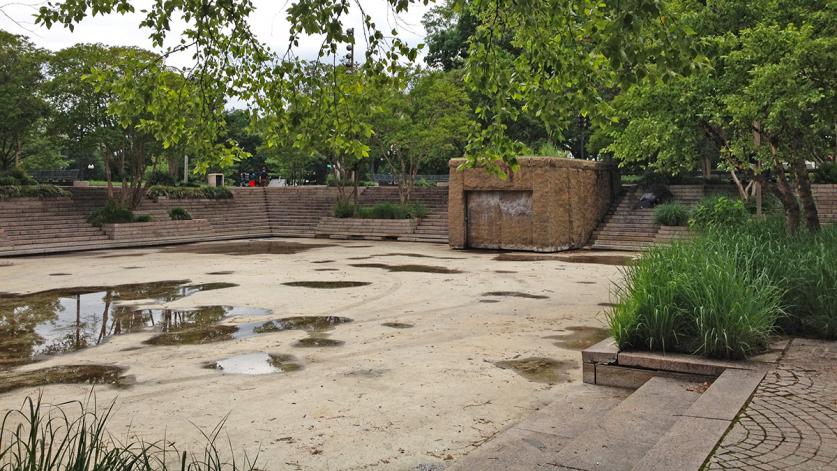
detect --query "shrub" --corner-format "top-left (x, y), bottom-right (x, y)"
top-left (168, 207), bottom-right (192, 220)
top-left (0, 184), bottom-right (69, 200)
top-left (333, 200), bottom-right (356, 218)
top-left (689, 196), bottom-right (749, 231)
top-left (810, 161), bottom-right (837, 184)
top-left (356, 202), bottom-right (428, 219)
top-left (654, 202), bottom-right (690, 226)
top-left (87, 201), bottom-right (136, 227)
top-left (415, 178), bottom-right (435, 188)
top-left (326, 174), bottom-right (353, 187)
top-left (147, 185), bottom-right (232, 200)
top-left (147, 169), bottom-right (177, 186)
top-left (0, 168), bottom-right (37, 186)
top-left (135, 214), bottom-right (153, 223)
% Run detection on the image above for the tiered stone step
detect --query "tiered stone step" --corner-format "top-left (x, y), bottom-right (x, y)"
top-left (0, 197), bottom-right (109, 252)
top-left (358, 187), bottom-right (449, 243)
top-left (450, 372), bottom-right (757, 471)
top-left (265, 187), bottom-right (336, 237)
top-left (102, 219), bottom-right (214, 241)
top-left (400, 212), bottom-right (449, 243)
top-left (589, 186), bottom-right (659, 251)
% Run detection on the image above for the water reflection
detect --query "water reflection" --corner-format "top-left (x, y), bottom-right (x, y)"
top-left (0, 280), bottom-right (249, 368)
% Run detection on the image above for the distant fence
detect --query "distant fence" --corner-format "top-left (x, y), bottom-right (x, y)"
top-left (30, 169), bottom-right (79, 184)
top-left (371, 174), bottom-right (449, 185)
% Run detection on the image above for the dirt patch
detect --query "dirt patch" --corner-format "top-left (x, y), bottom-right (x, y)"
top-left (494, 357), bottom-right (574, 384)
top-left (545, 326), bottom-right (610, 350)
top-left (293, 337), bottom-right (345, 348)
top-left (482, 291), bottom-right (548, 299)
top-left (349, 263), bottom-right (462, 274)
top-left (0, 365), bottom-right (127, 394)
top-left (282, 281), bottom-right (370, 289)
top-left (345, 368), bottom-right (388, 378)
top-left (382, 322), bottom-right (414, 329)
top-left (165, 241), bottom-right (334, 256)
top-left (254, 316), bottom-right (353, 334)
top-left (206, 352), bottom-right (302, 375)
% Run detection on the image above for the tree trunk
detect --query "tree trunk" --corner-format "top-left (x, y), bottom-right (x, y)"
top-left (771, 143), bottom-right (800, 233)
top-left (791, 157), bottom-right (820, 232)
top-left (103, 145), bottom-right (114, 201)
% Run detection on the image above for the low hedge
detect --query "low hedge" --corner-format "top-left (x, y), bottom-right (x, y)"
top-left (88, 201), bottom-right (152, 227)
top-left (168, 207), bottom-right (192, 220)
top-left (146, 185), bottom-right (232, 200)
top-left (333, 202), bottom-right (429, 219)
top-left (653, 202), bottom-right (690, 226)
top-left (0, 184), bottom-right (69, 200)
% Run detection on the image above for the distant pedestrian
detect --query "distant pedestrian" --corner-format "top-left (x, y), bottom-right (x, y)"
top-left (259, 166), bottom-right (269, 187)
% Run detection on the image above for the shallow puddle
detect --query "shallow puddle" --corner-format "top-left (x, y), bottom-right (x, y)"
top-left (345, 368), bottom-right (388, 378)
top-left (144, 324), bottom-right (239, 345)
top-left (598, 302), bottom-right (617, 307)
top-left (122, 266), bottom-right (143, 270)
top-left (494, 357), bottom-right (573, 384)
top-left (479, 299), bottom-right (500, 304)
top-left (314, 268), bottom-right (339, 272)
top-left (311, 260), bottom-right (334, 264)
top-left (382, 322), bottom-right (414, 329)
top-left (0, 281), bottom-right (243, 367)
top-left (293, 337), bottom-right (344, 348)
top-left (576, 281), bottom-right (596, 285)
top-left (282, 281), bottom-right (370, 289)
top-left (545, 326), bottom-right (610, 350)
top-left (493, 253), bottom-right (634, 266)
top-left (206, 271), bottom-right (235, 275)
top-left (205, 352), bottom-right (302, 375)
top-left (494, 270), bottom-right (517, 274)
top-left (165, 241), bottom-right (333, 256)
top-left (0, 365), bottom-right (127, 394)
top-left (349, 263), bottom-right (462, 274)
top-left (348, 253), bottom-right (465, 261)
top-left (96, 253), bottom-right (146, 259)
top-left (49, 273), bottom-right (71, 276)
top-left (255, 316), bottom-right (352, 334)
top-left (482, 291), bottom-right (549, 299)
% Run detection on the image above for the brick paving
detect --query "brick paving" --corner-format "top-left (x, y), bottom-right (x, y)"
top-left (706, 339), bottom-right (837, 470)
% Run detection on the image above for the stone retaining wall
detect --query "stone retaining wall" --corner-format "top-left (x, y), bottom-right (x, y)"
top-left (315, 217), bottom-right (418, 240)
top-left (102, 219), bottom-right (214, 240)
top-left (448, 157), bottom-right (618, 251)
top-left (812, 184), bottom-right (837, 224)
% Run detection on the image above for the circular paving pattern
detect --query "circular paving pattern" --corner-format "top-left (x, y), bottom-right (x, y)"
top-left (706, 366), bottom-right (837, 470)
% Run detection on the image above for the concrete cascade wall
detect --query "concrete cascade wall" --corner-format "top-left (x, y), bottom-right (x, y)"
top-left (448, 157), bottom-right (618, 252)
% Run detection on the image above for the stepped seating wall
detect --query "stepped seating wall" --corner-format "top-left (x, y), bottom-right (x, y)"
top-left (0, 185), bottom-right (450, 255)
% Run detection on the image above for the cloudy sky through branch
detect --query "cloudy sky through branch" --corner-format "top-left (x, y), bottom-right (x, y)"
top-left (0, 0), bottom-right (430, 68)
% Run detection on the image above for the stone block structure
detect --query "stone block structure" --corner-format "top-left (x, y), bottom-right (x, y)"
top-left (447, 157), bottom-right (618, 251)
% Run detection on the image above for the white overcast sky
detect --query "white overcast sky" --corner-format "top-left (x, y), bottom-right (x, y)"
top-left (0, 0), bottom-right (431, 67)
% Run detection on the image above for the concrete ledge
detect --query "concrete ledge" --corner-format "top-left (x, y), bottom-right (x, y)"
top-left (315, 217), bottom-right (418, 239)
top-left (582, 337), bottom-right (773, 389)
top-left (102, 219), bottom-right (213, 240)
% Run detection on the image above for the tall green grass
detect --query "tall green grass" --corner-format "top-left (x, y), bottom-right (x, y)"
top-left (610, 218), bottom-right (837, 359)
top-left (0, 393), bottom-right (257, 470)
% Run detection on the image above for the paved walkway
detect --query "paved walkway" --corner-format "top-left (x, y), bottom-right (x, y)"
top-left (706, 338), bottom-right (837, 470)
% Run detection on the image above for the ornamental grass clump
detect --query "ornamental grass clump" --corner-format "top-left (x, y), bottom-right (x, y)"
top-left (610, 217), bottom-right (837, 359)
top-left (0, 393), bottom-right (258, 470)
top-left (609, 237), bottom-right (780, 359)
top-left (653, 202), bottom-right (690, 226)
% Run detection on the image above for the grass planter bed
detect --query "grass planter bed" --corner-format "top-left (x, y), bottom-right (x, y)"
top-left (607, 218), bottom-right (837, 360)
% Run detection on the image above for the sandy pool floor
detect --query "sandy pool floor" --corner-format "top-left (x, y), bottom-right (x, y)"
top-left (0, 239), bottom-right (626, 470)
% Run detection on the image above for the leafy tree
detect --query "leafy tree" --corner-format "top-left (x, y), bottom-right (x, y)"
top-left (0, 31), bottom-right (49, 170)
top-left (605, 0), bottom-right (834, 232)
top-left (370, 69), bottom-right (471, 202)
top-left (423, 1), bottom-right (477, 71)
